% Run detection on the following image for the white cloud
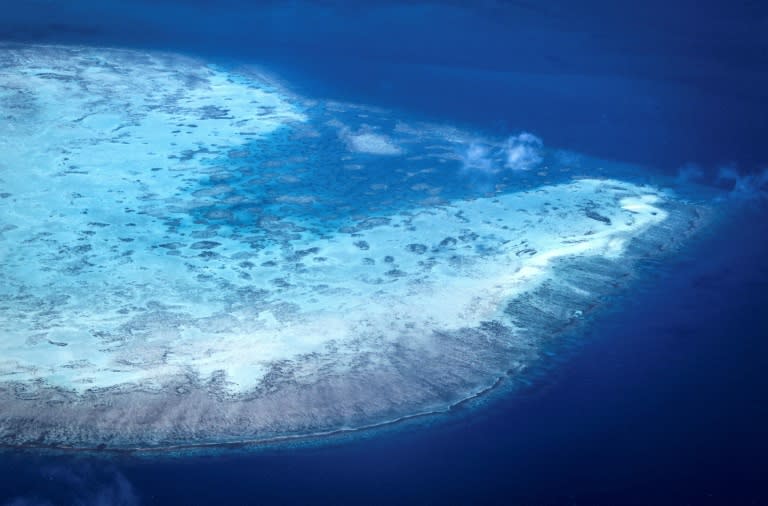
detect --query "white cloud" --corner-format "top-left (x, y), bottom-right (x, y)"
top-left (459, 132), bottom-right (543, 174)
top-left (504, 132), bottom-right (543, 170)
top-left (462, 143), bottom-right (495, 172)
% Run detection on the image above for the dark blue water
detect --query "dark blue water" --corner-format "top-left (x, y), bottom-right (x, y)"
top-left (2, 2), bottom-right (767, 504)
top-left (3, 1), bottom-right (768, 172)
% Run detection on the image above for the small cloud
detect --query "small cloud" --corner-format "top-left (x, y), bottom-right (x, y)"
top-left (504, 132), bottom-right (543, 170)
top-left (459, 132), bottom-right (543, 174)
top-left (460, 132), bottom-right (544, 174)
top-left (462, 143), bottom-right (495, 172)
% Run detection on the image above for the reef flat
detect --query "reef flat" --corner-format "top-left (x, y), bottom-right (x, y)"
top-left (0, 45), bottom-right (706, 450)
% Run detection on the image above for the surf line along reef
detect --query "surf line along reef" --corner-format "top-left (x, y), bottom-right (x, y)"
top-left (0, 44), bottom-right (706, 451)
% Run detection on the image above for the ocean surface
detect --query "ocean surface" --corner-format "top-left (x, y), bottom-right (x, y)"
top-left (1, 1), bottom-right (767, 504)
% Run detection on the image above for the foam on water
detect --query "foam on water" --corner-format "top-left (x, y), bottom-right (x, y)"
top-left (0, 45), bottom-right (707, 450)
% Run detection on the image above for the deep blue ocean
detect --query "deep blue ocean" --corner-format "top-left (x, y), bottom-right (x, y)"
top-left (1, 1), bottom-right (767, 504)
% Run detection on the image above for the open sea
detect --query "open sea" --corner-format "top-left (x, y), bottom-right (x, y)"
top-left (0, 1), bottom-right (766, 504)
